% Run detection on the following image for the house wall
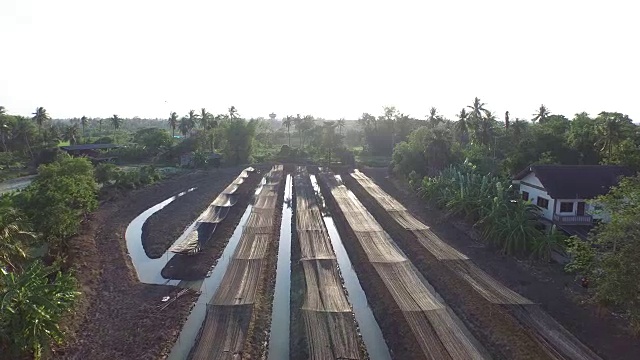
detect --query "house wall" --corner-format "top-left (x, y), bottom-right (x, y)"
top-left (519, 173), bottom-right (555, 220)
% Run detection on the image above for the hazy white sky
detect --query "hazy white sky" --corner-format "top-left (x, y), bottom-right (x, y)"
top-left (1, 0), bottom-right (638, 121)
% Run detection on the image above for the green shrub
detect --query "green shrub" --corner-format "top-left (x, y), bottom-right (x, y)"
top-left (0, 261), bottom-right (78, 360)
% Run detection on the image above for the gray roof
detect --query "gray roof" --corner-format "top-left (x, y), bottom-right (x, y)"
top-left (514, 165), bottom-right (634, 199)
top-left (60, 144), bottom-right (121, 151)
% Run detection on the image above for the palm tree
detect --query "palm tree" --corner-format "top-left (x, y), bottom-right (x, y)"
top-left (532, 104), bottom-right (550, 123)
top-left (179, 116), bottom-right (195, 136)
top-left (282, 116), bottom-right (293, 146)
top-left (31, 107), bottom-right (49, 143)
top-left (111, 114), bottom-right (122, 141)
top-left (168, 112), bottom-right (178, 137)
top-left (200, 108), bottom-right (212, 130)
top-left (427, 107), bottom-right (442, 127)
top-left (187, 110), bottom-right (200, 135)
top-left (12, 117), bottom-right (35, 158)
top-left (337, 118), bottom-right (346, 136)
top-left (511, 118), bottom-right (526, 144)
top-left (80, 116), bottom-right (89, 140)
top-left (466, 97), bottom-right (486, 121)
top-left (228, 106), bottom-right (239, 120)
top-left (476, 109), bottom-right (496, 147)
top-left (455, 108), bottom-right (469, 145)
top-left (596, 112), bottom-right (626, 158)
top-left (0, 115), bottom-right (12, 152)
top-left (63, 124), bottom-right (79, 145)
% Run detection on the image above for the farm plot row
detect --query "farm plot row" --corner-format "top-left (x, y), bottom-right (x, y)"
top-left (347, 170), bottom-right (600, 360)
top-left (161, 168), bottom-right (262, 280)
top-left (291, 168), bottom-right (364, 360)
top-left (319, 171), bottom-right (486, 360)
top-left (189, 165), bottom-right (284, 360)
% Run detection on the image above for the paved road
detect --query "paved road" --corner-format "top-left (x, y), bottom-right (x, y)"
top-left (0, 175), bottom-right (36, 194)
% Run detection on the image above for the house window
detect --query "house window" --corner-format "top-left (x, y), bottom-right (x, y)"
top-left (536, 197), bottom-right (549, 209)
top-left (560, 202), bottom-right (574, 213)
top-left (522, 191), bottom-right (529, 201)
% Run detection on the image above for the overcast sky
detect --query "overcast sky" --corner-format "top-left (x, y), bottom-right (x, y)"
top-left (1, 0), bottom-right (638, 121)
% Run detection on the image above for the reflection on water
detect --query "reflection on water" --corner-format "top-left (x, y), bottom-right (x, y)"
top-left (267, 174), bottom-right (292, 360)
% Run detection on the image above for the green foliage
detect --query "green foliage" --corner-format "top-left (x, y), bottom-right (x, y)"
top-left (132, 128), bottom-right (173, 151)
top-left (531, 225), bottom-right (567, 262)
top-left (16, 156), bottom-right (97, 250)
top-left (563, 175), bottom-right (640, 332)
top-left (419, 164), bottom-right (545, 257)
top-left (0, 197), bottom-right (36, 271)
top-left (222, 119), bottom-right (256, 165)
top-left (94, 163), bottom-right (120, 185)
top-left (0, 261), bottom-right (78, 359)
top-left (564, 236), bottom-right (595, 274)
top-left (112, 166), bottom-right (162, 190)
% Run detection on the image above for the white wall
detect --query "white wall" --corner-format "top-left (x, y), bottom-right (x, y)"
top-left (519, 173), bottom-right (555, 220)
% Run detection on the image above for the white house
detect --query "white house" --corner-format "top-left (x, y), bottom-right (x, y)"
top-left (513, 165), bottom-right (632, 238)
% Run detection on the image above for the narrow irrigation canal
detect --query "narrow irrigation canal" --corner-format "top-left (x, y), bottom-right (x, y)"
top-left (125, 187), bottom-right (196, 285)
top-left (267, 173), bottom-right (292, 360)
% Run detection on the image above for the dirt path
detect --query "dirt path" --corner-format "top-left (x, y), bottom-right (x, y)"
top-left (57, 169), bottom-right (243, 359)
top-left (357, 167), bottom-right (640, 360)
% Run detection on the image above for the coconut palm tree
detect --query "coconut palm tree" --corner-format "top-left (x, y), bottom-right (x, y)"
top-left (63, 124), bottom-right (80, 145)
top-left (187, 110), bottom-right (200, 135)
top-left (200, 108), bottom-right (212, 130)
top-left (179, 116), bottom-right (194, 136)
top-left (0, 114), bottom-right (12, 152)
top-left (11, 117), bottom-right (35, 158)
top-left (466, 97), bottom-right (486, 121)
top-left (228, 106), bottom-right (239, 120)
top-left (337, 118), bottom-right (346, 136)
top-left (596, 112), bottom-right (626, 158)
top-left (455, 108), bottom-right (469, 145)
top-left (111, 115), bottom-right (122, 141)
top-left (427, 107), bottom-right (442, 127)
top-left (80, 116), bottom-right (89, 140)
top-left (282, 116), bottom-right (293, 146)
top-left (168, 112), bottom-right (179, 137)
top-left (532, 104), bottom-right (550, 123)
top-left (31, 107), bottom-right (50, 143)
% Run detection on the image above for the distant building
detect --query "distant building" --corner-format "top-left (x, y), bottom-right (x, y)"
top-left (59, 144), bottom-right (120, 163)
top-left (513, 165), bottom-right (633, 238)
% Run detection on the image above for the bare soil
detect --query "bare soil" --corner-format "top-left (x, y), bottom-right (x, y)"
top-left (357, 167), bottom-right (640, 360)
top-left (55, 169), bottom-right (242, 359)
top-left (160, 171), bottom-right (263, 280)
top-left (141, 167), bottom-right (247, 259)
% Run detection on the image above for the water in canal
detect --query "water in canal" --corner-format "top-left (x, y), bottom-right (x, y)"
top-left (267, 174), bottom-right (292, 360)
top-left (309, 174), bottom-right (392, 360)
top-left (125, 187), bottom-right (196, 285)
